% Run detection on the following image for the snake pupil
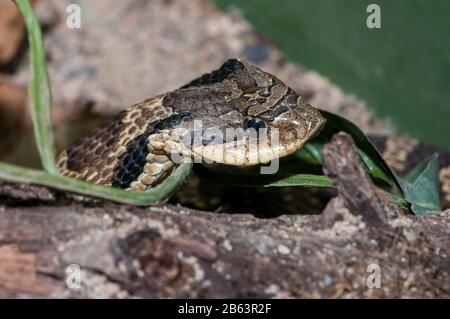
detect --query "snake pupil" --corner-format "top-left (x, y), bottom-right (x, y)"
top-left (245, 117), bottom-right (266, 131)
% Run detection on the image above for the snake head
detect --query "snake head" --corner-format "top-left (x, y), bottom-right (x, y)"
top-left (164, 59), bottom-right (326, 166)
top-left (254, 93), bottom-right (326, 164)
top-left (213, 85), bottom-right (326, 166)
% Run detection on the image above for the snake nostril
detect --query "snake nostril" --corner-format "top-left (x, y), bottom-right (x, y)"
top-left (202, 134), bottom-right (217, 146)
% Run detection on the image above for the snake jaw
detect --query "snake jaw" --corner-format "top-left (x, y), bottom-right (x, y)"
top-left (176, 114), bottom-right (326, 166)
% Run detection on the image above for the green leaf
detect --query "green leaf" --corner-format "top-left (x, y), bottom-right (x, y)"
top-left (309, 110), bottom-right (404, 194)
top-left (194, 164), bottom-right (333, 188)
top-left (296, 142), bottom-right (323, 165)
top-left (399, 154), bottom-right (441, 215)
top-left (15, 0), bottom-right (58, 174)
top-left (265, 174), bottom-right (332, 187)
top-left (356, 149), bottom-right (389, 184)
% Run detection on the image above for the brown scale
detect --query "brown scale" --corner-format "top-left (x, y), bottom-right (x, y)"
top-left (57, 96), bottom-right (172, 186)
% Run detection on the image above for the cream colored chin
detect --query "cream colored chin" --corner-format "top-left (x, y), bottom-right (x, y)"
top-left (189, 137), bottom-right (308, 166)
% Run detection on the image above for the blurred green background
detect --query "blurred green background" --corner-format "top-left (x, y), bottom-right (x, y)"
top-left (214, 0), bottom-right (450, 150)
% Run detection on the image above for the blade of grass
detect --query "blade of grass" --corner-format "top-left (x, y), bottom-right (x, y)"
top-left (263, 174), bottom-right (332, 187)
top-left (15, 0), bottom-right (58, 174)
top-left (0, 160), bottom-right (192, 205)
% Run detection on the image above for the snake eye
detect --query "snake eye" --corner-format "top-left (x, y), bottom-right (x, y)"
top-left (244, 117), bottom-right (267, 131)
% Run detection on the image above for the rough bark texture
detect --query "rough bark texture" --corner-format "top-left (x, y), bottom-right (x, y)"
top-left (322, 132), bottom-right (398, 226)
top-left (0, 133), bottom-right (448, 298)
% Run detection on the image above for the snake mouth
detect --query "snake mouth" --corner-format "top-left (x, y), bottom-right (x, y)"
top-left (166, 112), bottom-right (327, 167)
top-left (257, 112), bottom-right (326, 163)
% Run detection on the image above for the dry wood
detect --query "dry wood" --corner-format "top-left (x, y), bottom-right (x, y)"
top-left (0, 132), bottom-right (448, 298)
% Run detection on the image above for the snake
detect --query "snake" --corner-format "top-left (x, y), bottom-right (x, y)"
top-left (56, 58), bottom-right (450, 208)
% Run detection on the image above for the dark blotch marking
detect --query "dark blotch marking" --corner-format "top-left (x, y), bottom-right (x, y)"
top-left (112, 113), bottom-right (191, 188)
top-left (112, 127), bottom-right (154, 189)
top-left (154, 112), bottom-right (192, 131)
top-left (180, 58), bottom-right (258, 94)
top-left (181, 58), bottom-right (243, 88)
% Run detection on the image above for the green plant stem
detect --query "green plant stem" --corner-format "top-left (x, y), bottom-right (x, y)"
top-left (15, 0), bottom-right (58, 174)
top-left (0, 160), bottom-right (192, 205)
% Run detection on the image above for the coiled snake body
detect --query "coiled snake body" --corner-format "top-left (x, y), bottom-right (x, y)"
top-left (57, 59), bottom-right (450, 208)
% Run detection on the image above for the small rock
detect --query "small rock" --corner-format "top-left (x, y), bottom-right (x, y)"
top-left (277, 244), bottom-right (291, 255)
top-left (223, 239), bottom-right (233, 252)
top-left (323, 274), bottom-right (333, 287)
